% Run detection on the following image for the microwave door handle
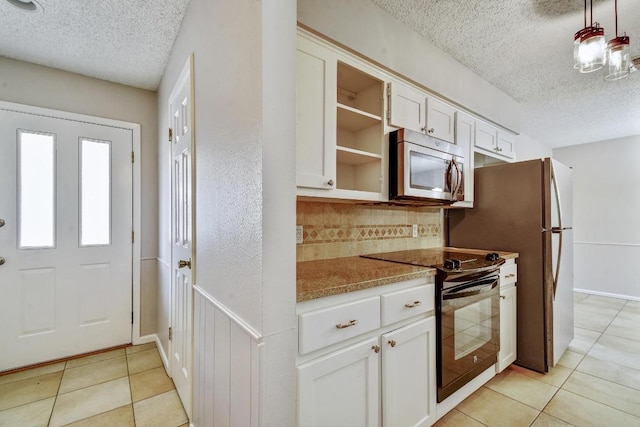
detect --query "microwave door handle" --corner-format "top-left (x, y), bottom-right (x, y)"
top-left (453, 159), bottom-right (462, 199)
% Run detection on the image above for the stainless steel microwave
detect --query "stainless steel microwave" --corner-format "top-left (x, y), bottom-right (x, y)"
top-left (389, 128), bottom-right (464, 204)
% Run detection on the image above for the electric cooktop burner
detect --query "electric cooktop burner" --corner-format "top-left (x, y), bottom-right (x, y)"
top-left (361, 248), bottom-right (504, 273)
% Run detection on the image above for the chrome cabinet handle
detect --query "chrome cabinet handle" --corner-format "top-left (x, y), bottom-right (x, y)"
top-left (404, 301), bottom-right (422, 308)
top-left (505, 274), bottom-right (515, 278)
top-left (388, 340), bottom-right (397, 347)
top-left (336, 319), bottom-right (358, 329)
top-left (178, 258), bottom-right (191, 269)
top-left (327, 179), bottom-right (334, 186)
top-left (372, 345), bottom-right (381, 353)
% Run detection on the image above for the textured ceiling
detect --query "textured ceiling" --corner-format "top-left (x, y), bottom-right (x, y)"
top-left (0, 0), bottom-right (638, 148)
top-left (0, 0), bottom-right (190, 90)
top-left (370, 0), bottom-right (640, 148)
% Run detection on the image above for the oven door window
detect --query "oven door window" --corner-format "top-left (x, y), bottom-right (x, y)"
top-left (454, 297), bottom-right (493, 359)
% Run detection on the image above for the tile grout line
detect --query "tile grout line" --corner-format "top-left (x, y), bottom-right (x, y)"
top-left (46, 360), bottom-right (66, 427)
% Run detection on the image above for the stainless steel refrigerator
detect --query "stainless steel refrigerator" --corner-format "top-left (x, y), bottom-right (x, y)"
top-left (448, 158), bottom-right (574, 373)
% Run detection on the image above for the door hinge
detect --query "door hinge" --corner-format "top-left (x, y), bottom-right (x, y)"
top-left (169, 327), bottom-right (173, 341)
top-left (131, 311), bottom-right (134, 324)
top-left (131, 231), bottom-right (135, 243)
top-left (169, 128), bottom-right (173, 142)
top-left (386, 83), bottom-right (392, 121)
top-left (131, 151), bottom-right (134, 163)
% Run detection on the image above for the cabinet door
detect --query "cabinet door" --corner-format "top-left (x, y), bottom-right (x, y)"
top-left (298, 337), bottom-right (380, 427)
top-left (388, 80), bottom-right (426, 133)
top-left (425, 97), bottom-right (456, 143)
top-left (475, 120), bottom-right (498, 152)
top-left (296, 35), bottom-right (337, 190)
top-left (382, 318), bottom-right (436, 427)
top-left (497, 285), bottom-right (517, 373)
top-left (497, 130), bottom-right (516, 160)
top-left (452, 111), bottom-right (475, 207)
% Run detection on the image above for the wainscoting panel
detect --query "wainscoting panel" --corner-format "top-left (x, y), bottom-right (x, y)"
top-left (193, 285), bottom-right (262, 427)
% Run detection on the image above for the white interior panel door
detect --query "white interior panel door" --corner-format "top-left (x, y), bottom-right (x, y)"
top-left (170, 57), bottom-right (194, 419)
top-left (0, 109), bottom-right (133, 372)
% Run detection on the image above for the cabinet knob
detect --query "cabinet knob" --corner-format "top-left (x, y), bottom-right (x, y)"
top-left (0, 219), bottom-right (4, 227)
top-left (500, 295), bottom-right (506, 299)
top-left (327, 179), bottom-right (334, 187)
top-left (428, 128), bottom-right (435, 134)
top-left (372, 345), bottom-right (381, 353)
top-left (0, 257), bottom-right (4, 266)
top-left (388, 340), bottom-right (397, 348)
top-left (336, 319), bottom-right (358, 329)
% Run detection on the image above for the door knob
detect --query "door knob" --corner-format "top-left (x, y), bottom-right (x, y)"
top-left (178, 258), bottom-right (191, 269)
top-left (0, 257), bottom-right (5, 266)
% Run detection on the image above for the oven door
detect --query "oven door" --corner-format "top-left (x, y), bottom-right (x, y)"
top-left (438, 273), bottom-right (500, 402)
top-left (399, 141), bottom-right (463, 201)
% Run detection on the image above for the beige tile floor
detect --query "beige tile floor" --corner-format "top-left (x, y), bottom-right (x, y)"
top-left (0, 343), bottom-right (188, 427)
top-left (435, 292), bottom-right (640, 427)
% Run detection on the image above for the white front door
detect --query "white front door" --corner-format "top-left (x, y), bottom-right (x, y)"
top-left (0, 108), bottom-right (133, 372)
top-left (169, 56), bottom-right (194, 418)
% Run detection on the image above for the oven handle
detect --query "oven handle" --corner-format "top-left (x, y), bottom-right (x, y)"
top-left (443, 278), bottom-right (498, 300)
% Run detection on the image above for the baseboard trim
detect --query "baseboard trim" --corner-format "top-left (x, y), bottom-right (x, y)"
top-left (574, 288), bottom-right (640, 302)
top-left (154, 334), bottom-right (170, 371)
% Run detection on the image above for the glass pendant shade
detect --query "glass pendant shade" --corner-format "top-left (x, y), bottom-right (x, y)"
top-left (605, 36), bottom-right (631, 80)
top-left (574, 28), bottom-right (590, 69)
top-left (579, 26), bottom-right (606, 73)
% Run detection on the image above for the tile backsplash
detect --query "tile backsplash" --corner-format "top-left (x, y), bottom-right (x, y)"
top-left (297, 201), bottom-right (443, 262)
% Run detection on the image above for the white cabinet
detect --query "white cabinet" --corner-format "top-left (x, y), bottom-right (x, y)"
top-left (451, 111), bottom-right (475, 208)
top-left (296, 34), bottom-right (337, 190)
top-left (388, 81), bottom-right (455, 143)
top-left (474, 119), bottom-right (516, 161)
top-left (297, 279), bottom-right (437, 427)
top-left (296, 31), bottom-right (385, 201)
top-left (497, 261), bottom-right (517, 373)
top-left (298, 337), bottom-right (380, 427)
top-left (382, 318), bottom-right (436, 427)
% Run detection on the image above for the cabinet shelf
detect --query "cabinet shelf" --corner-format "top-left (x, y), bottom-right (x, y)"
top-left (337, 104), bottom-right (381, 133)
top-left (336, 146), bottom-right (382, 166)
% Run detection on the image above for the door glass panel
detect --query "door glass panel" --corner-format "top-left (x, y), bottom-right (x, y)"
top-left (80, 138), bottom-right (111, 246)
top-left (18, 130), bottom-right (56, 248)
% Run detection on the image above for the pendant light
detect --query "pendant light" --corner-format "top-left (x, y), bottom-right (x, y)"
top-left (604, 0), bottom-right (630, 81)
top-left (574, 0), bottom-right (606, 73)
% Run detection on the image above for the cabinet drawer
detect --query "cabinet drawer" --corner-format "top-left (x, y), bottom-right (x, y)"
top-left (299, 296), bottom-right (381, 354)
top-left (380, 285), bottom-right (434, 326)
top-left (500, 263), bottom-right (517, 286)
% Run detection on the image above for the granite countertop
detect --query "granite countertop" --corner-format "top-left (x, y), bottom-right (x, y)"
top-left (296, 247), bottom-right (519, 303)
top-left (296, 256), bottom-right (435, 302)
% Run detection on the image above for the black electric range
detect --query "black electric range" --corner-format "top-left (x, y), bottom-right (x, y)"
top-left (361, 248), bottom-right (504, 274)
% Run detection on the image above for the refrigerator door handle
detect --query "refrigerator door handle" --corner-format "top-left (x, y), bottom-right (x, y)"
top-left (551, 168), bottom-right (563, 299)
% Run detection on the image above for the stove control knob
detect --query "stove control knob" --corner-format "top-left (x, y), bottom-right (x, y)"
top-left (444, 259), bottom-right (461, 269)
top-left (485, 252), bottom-right (500, 261)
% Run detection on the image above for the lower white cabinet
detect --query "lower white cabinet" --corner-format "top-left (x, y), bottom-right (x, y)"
top-left (297, 279), bottom-right (437, 427)
top-left (298, 337), bottom-right (380, 427)
top-left (497, 261), bottom-right (517, 373)
top-left (382, 317), bottom-right (436, 427)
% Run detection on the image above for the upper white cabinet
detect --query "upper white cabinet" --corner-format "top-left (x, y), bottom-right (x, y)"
top-left (388, 81), bottom-right (456, 143)
top-left (296, 35), bottom-right (337, 190)
top-left (474, 119), bottom-right (516, 161)
top-left (452, 111), bottom-right (475, 208)
top-left (426, 97), bottom-right (456, 143)
top-left (296, 31), bottom-right (385, 201)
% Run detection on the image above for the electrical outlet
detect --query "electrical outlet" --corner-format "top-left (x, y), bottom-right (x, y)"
top-left (412, 224), bottom-right (418, 238)
top-left (296, 225), bottom-right (303, 244)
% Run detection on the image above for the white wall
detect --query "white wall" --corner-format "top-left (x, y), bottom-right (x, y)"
top-left (157, 0), bottom-right (296, 424)
top-left (554, 135), bottom-right (640, 300)
top-left (0, 57), bottom-right (159, 335)
top-left (516, 133), bottom-right (553, 161)
top-left (297, 0), bottom-right (521, 133)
